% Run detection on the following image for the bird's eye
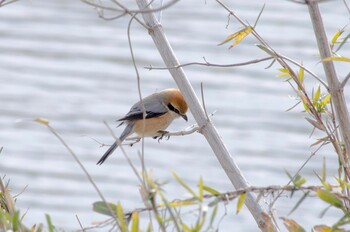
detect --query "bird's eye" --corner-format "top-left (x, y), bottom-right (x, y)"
top-left (168, 103), bottom-right (180, 114)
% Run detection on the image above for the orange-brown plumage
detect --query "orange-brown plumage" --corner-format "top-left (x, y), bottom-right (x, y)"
top-left (97, 88), bottom-right (188, 165)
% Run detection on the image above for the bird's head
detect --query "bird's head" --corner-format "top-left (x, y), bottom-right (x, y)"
top-left (164, 88), bottom-right (188, 121)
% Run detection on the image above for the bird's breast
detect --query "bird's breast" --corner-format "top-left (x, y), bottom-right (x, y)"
top-left (133, 111), bottom-right (178, 137)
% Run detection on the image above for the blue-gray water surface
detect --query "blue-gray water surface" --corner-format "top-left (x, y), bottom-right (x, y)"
top-left (0, 0), bottom-right (349, 231)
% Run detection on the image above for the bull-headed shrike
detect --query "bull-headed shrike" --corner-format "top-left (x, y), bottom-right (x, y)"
top-left (97, 88), bottom-right (188, 165)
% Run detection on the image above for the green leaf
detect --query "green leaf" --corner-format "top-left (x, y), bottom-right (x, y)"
top-left (172, 172), bottom-right (198, 199)
top-left (218, 26), bottom-right (253, 48)
top-left (45, 214), bottom-right (54, 232)
top-left (316, 190), bottom-right (343, 208)
top-left (202, 185), bottom-right (220, 196)
top-left (294, 177), bottom-right (306, 187)
top-left (209, 205), bottom-right (218, 227)
top-left (256, 44), bottom-right (275, 56)
top-left (93, 201), bottom-right (117, 216)
top-left (321, 56), bottom-right (350, 63)
top-left (12, 211), bottom-right (19, 232)
top-left (131, 211), bottom-right (139, 232)
top-left (288, 191), bottom-right (310, 216)
top-left (236, 193), bottom-right (246, 214)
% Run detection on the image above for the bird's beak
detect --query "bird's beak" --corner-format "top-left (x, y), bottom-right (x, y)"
top-left (181, 114), bottom-right (188, 122)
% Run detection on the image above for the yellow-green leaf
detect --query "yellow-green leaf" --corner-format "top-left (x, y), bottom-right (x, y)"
top-left (316, 189), bottom-right (343, 208)
top-left (218, 26), bottom-right (253, 48)
top-left (298, 66), bottom-right (304, 84)
top-left (116, 202), bottom-right (128, 232)
top-left (314, 85), bottom-right (321, 101)
top-left (331, 30), bottom-right (343, 46)
top-left (321, 56), bottom-right (350, 63)
top-left (323, 94), bottom-right (331, 105)
top-left (163, 200), bottom-right (197, 207)
top-left (131, 211), bottom-right (139, 232)
top-left (199, 176), bottom-right (203, 201)
top-left (202, 185), bottom-right (220, 196)
top-left (236, 193), bottom-right (246, 214)
top-left (172, 172), bottom-right (198, 199)
top-left (294, 177), bottom-right (306, 187)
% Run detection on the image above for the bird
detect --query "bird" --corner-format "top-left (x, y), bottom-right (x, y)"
top-left (97, 88), bottom-right (188, 165)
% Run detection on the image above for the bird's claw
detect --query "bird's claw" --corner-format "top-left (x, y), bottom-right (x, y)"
top-left (153, 131), bottom-right (170, 142)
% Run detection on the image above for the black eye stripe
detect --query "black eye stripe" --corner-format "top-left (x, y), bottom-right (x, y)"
top-left (168, 103), bottom-right (180, 114)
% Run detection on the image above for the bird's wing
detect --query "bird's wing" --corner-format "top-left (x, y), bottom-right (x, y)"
top-left (117, 94), bottom-right (168, 122)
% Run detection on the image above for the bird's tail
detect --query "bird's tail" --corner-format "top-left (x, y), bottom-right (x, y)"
top-left (97, 123), bottom-right (133, 165)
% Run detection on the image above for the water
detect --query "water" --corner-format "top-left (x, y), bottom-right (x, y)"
top-left (0, 0), bottom-right (349, 231)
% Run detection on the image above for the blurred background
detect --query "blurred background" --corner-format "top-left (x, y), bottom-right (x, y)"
top-left (0, 0), bottom-right (349, 231)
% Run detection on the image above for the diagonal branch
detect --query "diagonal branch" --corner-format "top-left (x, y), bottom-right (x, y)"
top-left (136, 0), bottom-right (278, 231)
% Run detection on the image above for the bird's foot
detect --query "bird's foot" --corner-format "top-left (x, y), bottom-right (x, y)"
top-left (153, 130), bottom-right (170, 142)
top-left (129, 138), bottom-right (141, 147)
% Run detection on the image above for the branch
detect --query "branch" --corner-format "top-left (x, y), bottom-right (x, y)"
top-left (144, 56), bottom-right (274, 70)
top-left (136, 0), bottom-right (277, 231)
top-left (306, 0), bottom-right (350, 162)
top-left (341, 72), bottom-right (350, 89)
top-left (121, 184), bottom-right (349, 218)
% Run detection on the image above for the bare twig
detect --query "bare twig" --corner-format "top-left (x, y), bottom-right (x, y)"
top-left (341, 72), bottom-right (350, 89)
top-left (0, 0), bottom-right (19, 7)
top-left (82, 0), bottom-right (179, 14)
top-left (145, 56), bottom-right (274, 70)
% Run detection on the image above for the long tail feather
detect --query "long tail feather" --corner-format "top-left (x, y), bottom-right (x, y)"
top-left (97, 123), bottom-right (133, 165)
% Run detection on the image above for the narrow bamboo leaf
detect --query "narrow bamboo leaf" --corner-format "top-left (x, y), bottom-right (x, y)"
top-left (288, 191), bottom-right (310, 215)
top-left (323, 94), bottom-right (331, 105)
top-left (321, 56), bottom-right (350, 62)
top-left (209, 205), bottom-right (218, 227)
top-left (12, 211), bottom-right (19, 232)
top-left (331, 30), bottom-right (342, 45)
top-left (256, 44), bottom-right (275, 56)
top-left (218, 26), bottom-right (253, 48)
top-left (335, 32), bottom-right (350, 52)
top-left (305, 117), bottom-right (325, 131)
top-left (131, 211), bottom-right (139, 232)
top-left (199, 177), bottom-right (203, 201)
top-left (172, 172), bottom-right (198, 199)
top-left (322, 157), bottom-right (326, 182)
top-left (281, 217), bottom-right (306, 232)
top-left (298, 66), bottom-right (304, 84)
top-left (182, 223), bottom-right (192, 232)
top-left (45, 214), bottom-right (54, 232)
top-left (202, 185), bottom-right (220, 196)
top-left (316, 190), bottom-right (343, 208)
top-left (294, 177), bottom-right (306, 187)
top-left (314, 85), bottom-right (321, 101)
top-left (116, 202), bottom-right (128, 232)
top-left (164, 200), bottom-right (197, 207)
top-left (236, 193), bottom-right (246, 214)
top-left (93, 201), bottom-right (117, 216)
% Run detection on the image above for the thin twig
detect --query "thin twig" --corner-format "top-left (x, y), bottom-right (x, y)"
top-left (75, 215), bottom-right (85, 232)
top-left (341, 72), bottom-right (350, 89)
top-left (145, 56), bottom-right (274, 70)
top-left (279, 54), bottom-right (329, 90)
